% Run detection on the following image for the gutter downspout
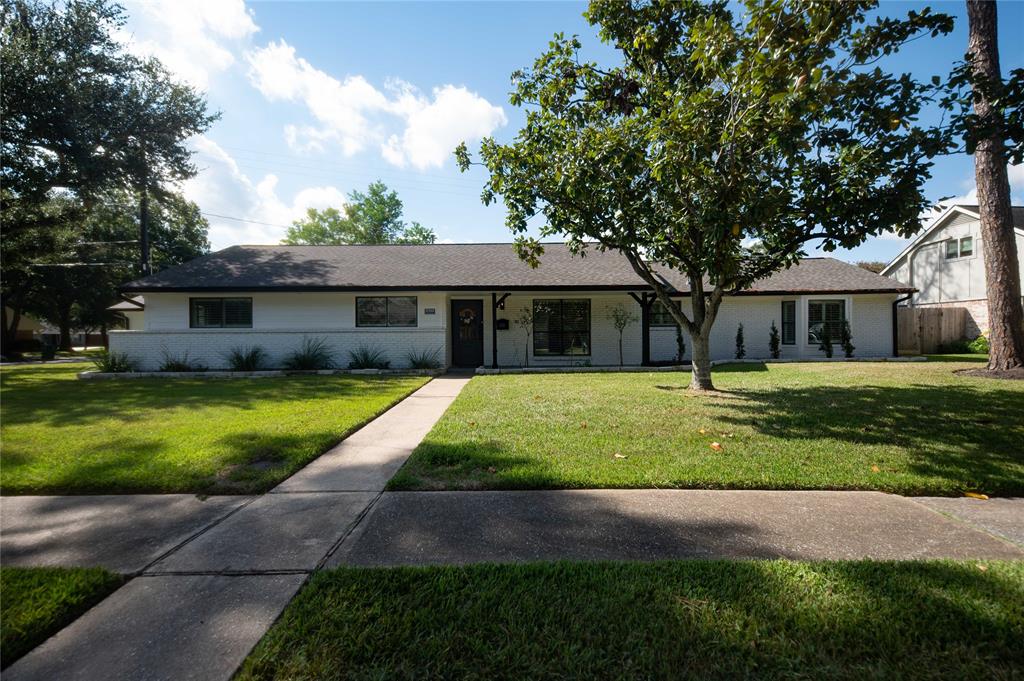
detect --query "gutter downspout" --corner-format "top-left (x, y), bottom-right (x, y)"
top-left (892, 294), bottom-right (913, 357)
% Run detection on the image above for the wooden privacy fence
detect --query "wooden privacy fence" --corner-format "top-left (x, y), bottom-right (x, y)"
top-left (897, 307), bottom-right (968, 355)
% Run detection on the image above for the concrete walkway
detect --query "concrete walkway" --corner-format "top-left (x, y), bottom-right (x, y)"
top-left (3, 376), bottom-right (470, 681)
top-left (330, 490), bottom-right (1024, 567)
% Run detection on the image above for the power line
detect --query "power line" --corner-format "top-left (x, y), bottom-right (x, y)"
top-left (200, 211), bottom-right (292, 229)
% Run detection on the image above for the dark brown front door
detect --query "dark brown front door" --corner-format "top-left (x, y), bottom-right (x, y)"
top-left (451, 299), bottom-right (484, 367)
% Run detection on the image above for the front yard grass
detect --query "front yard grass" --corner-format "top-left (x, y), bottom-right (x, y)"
top-left (0, 364), bottom-right (428, 495)
top-left (0, 567), bottom-right (123, 667)
top-left (237, 560), bottom-right (1024, 680)
top-left (390, 359), bottom-right (1024, 495)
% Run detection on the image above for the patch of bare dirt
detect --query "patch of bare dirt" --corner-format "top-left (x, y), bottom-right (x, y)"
top-left (955, 367), bottom-right (1024, 380)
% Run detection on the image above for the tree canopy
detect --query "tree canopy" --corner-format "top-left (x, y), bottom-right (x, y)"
top-left (458, 0), bottom-right (953, 389)
top-left (282, 181), bottom-right (437, 245)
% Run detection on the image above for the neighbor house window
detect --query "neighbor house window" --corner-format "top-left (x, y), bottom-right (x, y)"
top-left (189, 298), bottom-right (252, 328)
top-left (650, 299), bottom-right (682, 327)
top-left (944, 239), bottom-right (959, 259)
top-left (781, 301), bottom-right (796, 345)
top-left (807, 300), bottom-right (846, 344)
top-left (356, 296), bottom-right (417, 327)
top-left (958, 236), bottom-right (973, 257)
top-left (533, 299), bottom-right (590, 356)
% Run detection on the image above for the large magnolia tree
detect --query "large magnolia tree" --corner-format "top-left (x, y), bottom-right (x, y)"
top-left (458, 0), bottom-right (952, 390)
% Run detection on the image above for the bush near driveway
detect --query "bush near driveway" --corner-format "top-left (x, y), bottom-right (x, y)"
top-left (390, 359), bottom-right (1024, 496)
top-left (237, 560), bottom-right (1024, 680)
top-left (0, 364), bottom-right (429, 495)
top-left (1, 567), bottom-right (123, 667)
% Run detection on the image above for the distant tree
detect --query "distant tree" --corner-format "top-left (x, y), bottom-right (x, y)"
top-left (513, 305), bottom-right (537, 367)
top-left (0, 0), bottom-right (214, 349)
top-left (608, 304), bottom-right (638, 366)
top-left (734, 324), bottom-right (745, 360)
top-left (769, 321), bottom-right (781, 359)
top-left (23, 190), bottom-right (208, 350)
top-left (282, 181), bottom-right (436, 245)
top-left (458, 1), bottom-right (953, 391)
top-left (941, 1), bottom-right (1024, 372)
top-left (856, 261), bottom-right (888, 274)
top-left (818, 324), bottom-right (834, 358)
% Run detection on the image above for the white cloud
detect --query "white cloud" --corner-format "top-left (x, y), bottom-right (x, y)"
top-left (245, 40), bottom-right (506, 168)
top-left (382, 85), bottom-right (507, 170)
top-left (119, 0), bottom-right (259, 89)
top-left (183, 136), bottom-right (346, 248)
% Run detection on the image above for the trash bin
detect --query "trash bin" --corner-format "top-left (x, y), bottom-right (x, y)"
top-left (40, 335), bottom-right (57, 361)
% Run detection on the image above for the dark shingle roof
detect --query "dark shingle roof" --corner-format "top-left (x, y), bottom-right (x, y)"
top-left (121, 244), bottom-right (913, 295)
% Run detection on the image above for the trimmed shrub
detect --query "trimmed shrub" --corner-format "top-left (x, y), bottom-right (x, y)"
top-left (348, 344), bottom-right (390, 370)
top-left (93, 351), bottom-right (136, 373)
top-left (406, 348), bottom-right (442, 370)
top-left (734, 324), bottom-right (745, 359)
top-left (223, 345), bottom-right (268, 371)
top-left (284, 337), bottom-right (334, 370)
top-left (159, 350), bottom-right (206, 372)
top-left (968, 334), bottom-right (989, 354)
top-left (769, 321), bottom-right (781, 359)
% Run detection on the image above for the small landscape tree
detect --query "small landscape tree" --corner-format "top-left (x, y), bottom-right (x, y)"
top-left (769, 321), bottom-right (781, 359)
top-left (818, 324), bottom-right (834, 358)
top-left (458, 1), bottom-right (953, 391)
top-left (608, 304), bottom-right (638, 365)
top-left (734, 324), bottom-right (745, 360)
top-left (840, 321), bottom-right (855, 358)
top-left (513, 305), bottom-right (537, 367)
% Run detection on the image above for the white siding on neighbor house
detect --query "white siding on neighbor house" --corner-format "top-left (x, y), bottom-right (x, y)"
top-left (110, 290), bottom-right (899, 370)
top-left (886, 212), bottom-right (1024, 305)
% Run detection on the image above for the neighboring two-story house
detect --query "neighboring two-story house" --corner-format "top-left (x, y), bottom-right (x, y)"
top-left (881, 204), bottom-right (1024, 338)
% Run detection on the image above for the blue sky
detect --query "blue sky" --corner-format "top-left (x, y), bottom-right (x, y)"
top-left (120, 1), bottom-right (1024, 264)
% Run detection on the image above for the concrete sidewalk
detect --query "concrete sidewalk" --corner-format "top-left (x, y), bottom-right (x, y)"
top-left (331, 489), bottom-right (1024, 567)
top-left (3, 376), bottom-right (470, 681)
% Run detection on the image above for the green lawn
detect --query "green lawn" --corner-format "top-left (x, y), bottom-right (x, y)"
top-left (0, 364), bottom-right (429, 495)
top-left (237, 560), bottom-right (1024, 680)
top-left (390, 358), bottom-right (1024, 496)
top-left (0, 567), bottom-right (123, 667)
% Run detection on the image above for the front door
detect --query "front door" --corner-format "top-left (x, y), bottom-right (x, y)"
top-left (451, 299), bottom-right (484, 368)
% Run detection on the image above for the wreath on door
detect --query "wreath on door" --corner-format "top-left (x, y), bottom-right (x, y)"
top-left (459, 308), bottom-right (476, 325)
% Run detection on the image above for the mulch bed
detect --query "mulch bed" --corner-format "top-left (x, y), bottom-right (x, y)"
top-left (956, 367), bottom-right (1024, 380)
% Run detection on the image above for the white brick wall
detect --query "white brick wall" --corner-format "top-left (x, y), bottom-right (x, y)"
top-left (109, 329), bottom-right (447, 371)
top-left (110, 290), bottom-right (898, 370)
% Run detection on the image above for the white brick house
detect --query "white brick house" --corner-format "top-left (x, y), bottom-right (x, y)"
top-left (111, 244), bottom-right (913, 371)
top-left (882, 204), bottom-right (1024, 337)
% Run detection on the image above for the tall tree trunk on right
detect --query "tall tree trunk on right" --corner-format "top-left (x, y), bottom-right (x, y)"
top-left (967, 0), bottom-right (1024, 371)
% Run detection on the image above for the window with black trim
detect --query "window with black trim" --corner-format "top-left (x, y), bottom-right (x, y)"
top-left (356, 296), bottom-right (418, 327)
top-left (651, 299), bottom-right (681, 327)
top-left (190, 298), bottom-right (252, 328)
top-left (781, 300), bottom-right (796, 345)
top-left (533, 299), bottom-right (590, 356)
top-left (807, 299), bottom-right (846, 344)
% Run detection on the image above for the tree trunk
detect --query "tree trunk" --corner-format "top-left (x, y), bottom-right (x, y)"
top-left (618, 334), bottom-right (624, 366)
top-left (967, 0), bottom-right (1024, 371)
top-left (57, 305), bottom-right (73, 352)
top-left (101, 322), bottom-right (109, 350)
top-left (1, 302), bottom-right (17, 357)
top-left (689, 330), bottom-right (714, 390)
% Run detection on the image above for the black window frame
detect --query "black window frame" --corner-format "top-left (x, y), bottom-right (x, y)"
top-left (356, 296), bottom-right (418, 328)
top-left (532, 299), bottom-right (591, 357)
top-left (807, 299), bottom-right (846, 344)
top-left (650, 299), bottom-right (682, 327)
top-left (189, 297), bottom-right (252, 329)
top-left (781, 300), bottom-right (796, 345)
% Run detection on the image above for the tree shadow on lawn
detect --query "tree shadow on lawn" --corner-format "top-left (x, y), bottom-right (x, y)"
top-left (388, 439), bottom-right (543, 491)
top-left (248, 559), bottom-right (1023, 679)
top-left (707, 382), bottom-right (1024, 494)
top-left (0, 372), bottom-right (414, 428)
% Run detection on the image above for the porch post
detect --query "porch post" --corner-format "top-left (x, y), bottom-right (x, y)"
top-left (491, 292), bottom-right (498, 368)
